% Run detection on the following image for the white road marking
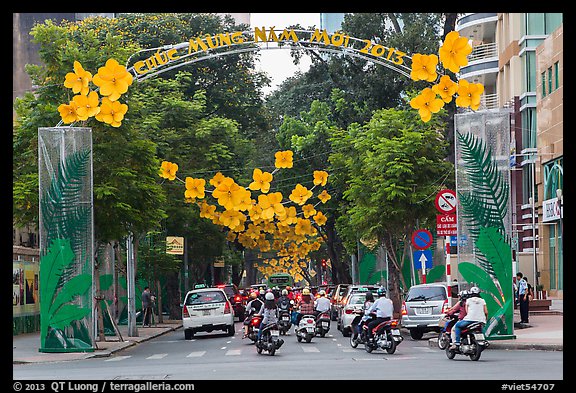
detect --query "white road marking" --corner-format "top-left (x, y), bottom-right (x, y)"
top-left (146, 353), bottom-right (167, 359)
top-left (105, 356), bottom-right (131, 361)
top-left (186, 351), bottom-right (206, 357)
top-left (225, 349), bottom-right (242, 356)
top-left (301, 346), bottom-right (320, 352)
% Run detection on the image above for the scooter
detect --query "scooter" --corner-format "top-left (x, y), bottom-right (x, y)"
top-left (437, 313), bottom-right (459, 350)
top-left (278, 309), bottom-right (292, 335)
top-left (296, 314), bottom-right (317, 343)
top-left (349, 309), bottom-right (367, 348)
top-left (445, 321), bottom-right (489, 361)
top-left (315, 311), bottom-right (331, 337)
top-left (363, 318), bottom-right (403, 354)
top-left (256, 323), bottom-right (284, 356)
top-left (246, 314), bottom-right (262, 343)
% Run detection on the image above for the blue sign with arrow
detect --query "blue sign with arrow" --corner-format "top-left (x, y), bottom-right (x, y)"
top-left (413, 249), bottom-right (433, 270)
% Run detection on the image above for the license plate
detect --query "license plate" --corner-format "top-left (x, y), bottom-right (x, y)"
top-left (202, 310), bottom-right (211, 316)
top-left (271, 330), bottom-right (279, 336)
top-left (322, 322), bottom-right (329, 327)
top-left (307, 327), bottom-right (315, 333)
top-left (392, 329), bottom-right (400, 335)
top-left (415, 307), bottom-right (431, 315)
top-left (474, 333), bottom-right (485, 340)
top-left (282, 316), bottom-right (289, 320)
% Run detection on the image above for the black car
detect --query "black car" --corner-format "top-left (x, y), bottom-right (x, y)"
top-left (218, 284), bottom-right (245, 320)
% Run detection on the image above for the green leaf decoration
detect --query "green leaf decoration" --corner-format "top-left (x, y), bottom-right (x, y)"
top-left (99, 274), bottom-right (113, 291)
top-left (475, 227), bottom-right (512, 300)
top-left (458, 262), bottom-right (502, 308)
top-left (359, 252), bottom-right (377, 284)
top-left (426, 265), bottom-right (445, 283)
top-left (49, 274), bottom-right (92, 321)
top-left (49, 304), bottom-right (92, 331)
top-left (368, 269), bottom-right (386, 285)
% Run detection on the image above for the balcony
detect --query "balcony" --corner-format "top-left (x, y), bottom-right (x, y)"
top-left (468, 42), bottom-right (498, 62)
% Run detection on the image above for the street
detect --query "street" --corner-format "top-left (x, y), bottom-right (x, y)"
top-left (13, 321), bottom-right (563, 381)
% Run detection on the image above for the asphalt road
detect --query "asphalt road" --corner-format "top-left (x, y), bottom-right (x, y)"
top-left (13, 321), bottom-right (563, 382)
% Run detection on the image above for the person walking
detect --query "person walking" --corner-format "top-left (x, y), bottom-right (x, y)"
top-left (516, 272), bottom-right (530, 324)
top-left (141, 286), bottom-right (152, 327)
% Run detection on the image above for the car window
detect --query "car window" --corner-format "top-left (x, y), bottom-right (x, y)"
top-left (348, 295), bottom-right (365, 305)
top-left (186, 291), bottom-right (227, 305)
top-left (406, 287), bottom-right (447, 301)
top-left (221, 287), bottom-right (236, 297)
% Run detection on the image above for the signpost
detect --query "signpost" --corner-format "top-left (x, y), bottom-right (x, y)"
top-left (434, 189), bottom-right (457, 285)
top-left (411, 229), bottom-right (433, 283)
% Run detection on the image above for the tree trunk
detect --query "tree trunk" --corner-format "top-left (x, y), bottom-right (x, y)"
top-left (165, 271), bottom-right (182, 319)
top-left (156, 278), bottom-right (163, 323)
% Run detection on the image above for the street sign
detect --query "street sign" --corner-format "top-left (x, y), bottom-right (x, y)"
top-left (436, 214), bottom-right (457, 236)
top-left (166, 236), bottom-right (184, 255)
top-left (434, 189), bottom-right (457, 214)
top-left (450, 235), bottom-right (468, 247)
top-left (411, 229), bottom-right (433, 250)
top-left (413, 249), bottom-right (433, 269)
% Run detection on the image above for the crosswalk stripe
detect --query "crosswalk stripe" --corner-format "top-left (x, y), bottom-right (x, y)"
top-left (105, 355), bottom-right (131, 361)
top-left (146, 353), bottom-right (167, 359)
top-left (186, 351), bottom-right (206, 357)
top-left (301, 346), bottom-right (320, 352)
top-left (225, 349), bottom-right (242, 356)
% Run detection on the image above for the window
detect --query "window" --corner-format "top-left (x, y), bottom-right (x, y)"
top-left (521, 108), bottom-right (537, 149)
top-left (523, 51), bottom-right (537, 93)
top-left (548, 67), bottom-right (553, 95)
top-left (554, 61), bottom-right (560, 90)
top-left (541, 71), bottom-right (547, 97)
top-left (544, 13), bottom-right (563, 34)
top-left (549, 225), bottom-right (556, 289)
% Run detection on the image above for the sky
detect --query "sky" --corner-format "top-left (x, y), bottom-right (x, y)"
top-left (249, 13), bottom-right (321, 96)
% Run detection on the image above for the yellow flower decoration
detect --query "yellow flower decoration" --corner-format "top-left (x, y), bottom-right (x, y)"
top-left (95, 97), bottom-right (128, 127)
top-left (294, 218), bottom-right (313, 236)
top-left (302, 204), bottom-right (317, 218)
top-left (431, 75), bottom-right (459, 103)
top-left (313, 170), bottom-right (329, 187)
top-left (455, 79), bottom-right (485, 111)
top-left (199, 201), bottom-right (216, 219)
top-left (313, 211), bottom-right (327, 226)
top-left (57, 101), bottom-right (80, 124)
top-left (64, 61), bottom-right (92, 96)
top-left (159, 161), bottom-right (178, 181)
top-left (184, 177), bottom-right (206, 200)
top-left (209, 172), bottom-right (227, 188)
top-left (274, 150), bottom-right (294, 169)
top-left (92, 58), bottom-right (133, 101)
top-left (232, 188), bottom-right (253, 212)
top-left (439, 31), bottom-right (472, 74)
top-left (289, 184), bottom-right (313, 206)
top-left (317, 190), bottom-right (332, 204)
top-left (226, 231), bottom-right (237, 242)
top-left (72, 91), bottom-right (101, 120)
top-left (410, 53), bottom-right (439, 82)
top-left (257, 192), bottom-right (285, 220)
top-left (212, 177), bottom-right (243, 210)
top-left (219, 209), bottom-right (244, 229)
top-left (409, 87), bottom-right (444, 123)
top-left (248, 168), bottom-right (273, 193)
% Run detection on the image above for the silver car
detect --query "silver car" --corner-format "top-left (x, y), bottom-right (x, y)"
top-left (182, 287), bottom-right (235, 340)
top-left (337, 292), bottom-right (369, 337)
top-left (400, 283), bottom-right (452, 340)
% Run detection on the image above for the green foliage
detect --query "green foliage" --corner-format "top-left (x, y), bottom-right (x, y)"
top-left (426, 265), bottom-right (445, 283)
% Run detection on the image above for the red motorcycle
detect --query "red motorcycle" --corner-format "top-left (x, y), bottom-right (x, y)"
top-left (363, 318), bottom-right (403, 354)
top-left (445, 321), bottom-right (489, 361)
top-left (246, 314), bottom-right (262, 343)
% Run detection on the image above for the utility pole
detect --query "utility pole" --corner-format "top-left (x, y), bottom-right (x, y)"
top-left (126, 233), bottom-right (138, 337)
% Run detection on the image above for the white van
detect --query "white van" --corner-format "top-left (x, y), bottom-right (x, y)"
top-left (182, 287), bottom-right (235, 340)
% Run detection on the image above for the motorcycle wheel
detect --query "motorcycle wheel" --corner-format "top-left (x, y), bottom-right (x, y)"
top-left (469, 342), bottom-right (482, 361)
top-left (437, 332), bottom-right (449, 350)
top-left (445, 346), bottom-right (456, 359)
top-left (385, 334), bottom-right (397, 354)
top-left (320, 331), bottom-right (326, 338)
top-left (305, 333), bottom-right (313, 343)
top-left (365, 342), bottom-right (374, 353)
top-left (350, 334), bottom-right (359, 348)
top-left (269, 345), bottom-right (276, 356)
top-left (256, 343), bottom-right (263, 354)
top-left (297, 334), bottom-right (302, 342)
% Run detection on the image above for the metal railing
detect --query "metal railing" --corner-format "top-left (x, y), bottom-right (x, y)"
top-left (468, 42), bottom-right (498, 62)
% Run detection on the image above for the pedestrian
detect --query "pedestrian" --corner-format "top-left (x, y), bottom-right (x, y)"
top-left (141, 286), bottom-right (152, 327)
top-left (516, 272), bottom-right (530, 324)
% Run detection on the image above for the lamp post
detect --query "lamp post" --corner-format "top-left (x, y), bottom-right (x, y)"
top-left (556, 188), bottom-right (563, 244)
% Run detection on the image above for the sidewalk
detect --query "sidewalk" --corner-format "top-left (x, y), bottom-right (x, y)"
top-left (13, 300), bottom-right (563, 364)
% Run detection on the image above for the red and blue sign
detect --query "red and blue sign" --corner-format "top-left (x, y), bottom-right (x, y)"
top-left (411, 229), bottom-right (433, 250)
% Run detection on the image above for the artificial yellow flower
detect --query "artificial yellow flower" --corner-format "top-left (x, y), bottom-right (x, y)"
top-left (72, 91), bottom-right (101, 120)
top-left (57, 101), bottom-right (80, 124)
top-left (185, 177), bottom-right (206, 200)
top-left (92, 58), bottom-right (133, 101)
top-left (431, 75), bottom-right (459, 103)
top-left (455, 79), bottom-right (485, 111)
top-left (410, 53), bottom-right (439, 82)
top-left (95, 97), bottom-right (128, 127)
top-left (409, 87), bottom-right (444, 123)
top-left (317, 190), bottom-right (331, 204)
top-left (302, 204), bottom-right (317, 218)
top-left (226, 231), bottom-right (237, 242)
top-left (274, 150), bottom-right (294, 169)
top-left (313, 211), bottom-right (327, 226)
top-left (212, 177), bottom-right (243, 210)
top-left (249, 168), bottom-right (273, 193)
top-left (313, 170), bottom-right (329, 187)
top-left (64, 61), bottom-right (92, 96)
top-left (295, 218), bottom-right (313, 236)
top-left (278, 206), bottom-right (298, 225)
top-left (232, 188), bottom-right (253, 211)
top-left (159, 161), bottom-right (178, 181)
top-left (209, 172), bottom-right (227, 188)
top-left (257, 192), bottom-right (285, 220)
top-left (289, 184), bottom-right (313, 205)
top-left (439, 31), bottom-right (473, 74)
top-left (199, 201), bottom-right (216, 219)
top-left (219, 209), bottom-right (244, 229)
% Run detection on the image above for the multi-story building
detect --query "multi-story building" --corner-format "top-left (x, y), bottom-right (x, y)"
top-left (456, 13), bottom-right (563, 298)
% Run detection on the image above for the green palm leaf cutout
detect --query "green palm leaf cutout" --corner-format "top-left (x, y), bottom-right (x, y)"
top-left (359, 252), bottom-right (377, 284)
top-left (48, 274), bottom-right (92, 321)
top-left (39, 238), bottom-right (75, 347)
top-left (49, 304), bottom-right (92, 331)
top-left (458, 262), bottom-right (502, 310)
top-left (475, 227), bottom-right (512, 300)
top-left (368, 269), bottom-right (386, 285)
top-left (100, 274), bottom-right (113, 291)
top-left (426, 265), bottom-right (445, 283)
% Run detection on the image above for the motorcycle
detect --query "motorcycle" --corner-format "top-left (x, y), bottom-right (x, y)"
top-left (246, 314), bottom-right (262, 343)
top-left (278, 309), bottom-right (292, 335)
top-left (437, 313), bottom-right (459, 350)
top-left (256, 323), bottom-right (284, 356)
top-left (363, 318), bottom-right (403, 354)
top-left (349, 309), bottom-right (367, 348)
top-left (296, 314), bottom-right (317, 343)
top-left (445, 321), bottom-right (489, 361)
top-left (315, 311), bottom-right (331, 337)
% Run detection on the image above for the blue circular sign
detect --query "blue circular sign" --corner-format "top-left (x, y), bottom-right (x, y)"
top-left (411, 229), bottom-right (433, 250)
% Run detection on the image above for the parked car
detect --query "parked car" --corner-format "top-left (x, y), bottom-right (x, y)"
top-left (330, 284), bottom-right (349, 321)
top-left (337, 291), bottom-right (369, 337)
top-left (400, 282), bottom-right (457, 340)
top-left (218, 284), bottom-right (245, 320)
top-left (182, 287), bottom-right (235, 340)
top-left (337, 285), bottom-right (379, 332)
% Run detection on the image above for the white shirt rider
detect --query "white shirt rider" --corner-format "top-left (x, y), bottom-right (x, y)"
top-left (367, 296), bottom-right (394, 319)
top-left (314, 296), bottom-right (331, 313)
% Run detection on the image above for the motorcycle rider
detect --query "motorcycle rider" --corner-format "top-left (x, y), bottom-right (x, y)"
top-left (295, 287), bottom-right (315, 326)
top-left (243, 291), bottom-right (264, 338)
top-left (364, 287), bottom-right (394, 340)
top-left (313, 290), bottom-right (331, 318)
top-left (449, 286), bottom-right (487, 350)
top-left (443, 290), bottom-right (469, 342)
top-left (355, 291), bottom-right (375, 339)
top-left (277, 289), bottom-right (292, 312)
top-left (257, 291), bottom-right (279, 341)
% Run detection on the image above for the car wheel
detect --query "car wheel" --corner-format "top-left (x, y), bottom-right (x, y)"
top-left (184, 329), bottom-right (194, 340)
top-left (227, 325), bottom-right (235, 336)
top-left (409, 328), bottom-right (424, 340)
top-left (342, 327), bottom-right (351, 337)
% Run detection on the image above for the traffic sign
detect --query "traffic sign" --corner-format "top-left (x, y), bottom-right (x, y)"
top-left (413, 249), bottom-right (433, 269)
top-left (435, 189), bottom-right (457, 214)
top-left (411, 229), bottom-right (433, 250)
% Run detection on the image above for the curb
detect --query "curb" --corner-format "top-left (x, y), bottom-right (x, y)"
top-left (426, 337), bottom-right (563, 351)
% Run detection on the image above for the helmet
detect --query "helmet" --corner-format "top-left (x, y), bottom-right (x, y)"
top-left (250, 291), bottom-right (258, 299)
top-left (286, 286), bottom-right (292, 291)
top-left (319, 290), bottom-right (326, 296)
top-left (377, 287), bottom-right (386, 297)
top-left (302, 288), bottom-right (311, 295)
top-left (470, 286), bottom-right (480, 295)
top-left (259, 289), bottom-right (265, 295)
top-left (282, 289), bottom-right (288, 296)
top-left (265, 292), bottom-right (275, 301)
